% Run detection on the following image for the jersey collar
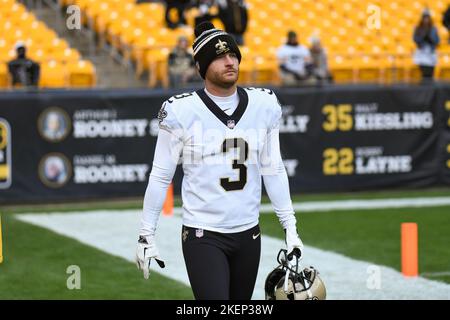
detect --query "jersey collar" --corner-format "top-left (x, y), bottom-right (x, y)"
top-left (196, 87), bottom-right (248, 129)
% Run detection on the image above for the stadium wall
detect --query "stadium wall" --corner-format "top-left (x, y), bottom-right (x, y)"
top-left (0, 84), bottom-right (449, 203)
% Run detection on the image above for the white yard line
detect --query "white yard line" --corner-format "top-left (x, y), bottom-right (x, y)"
top-left (421, 272), bottom-right (450, 277)
top-left (270, 197), bottom-right (450, 213)
top-left (16, 210), bottom-right (450, 300)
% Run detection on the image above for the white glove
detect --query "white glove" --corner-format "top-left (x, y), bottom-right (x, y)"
top-left (136, 235), bottom-right (165, 279)
top-left (285, 226), bottom-right (304, 260)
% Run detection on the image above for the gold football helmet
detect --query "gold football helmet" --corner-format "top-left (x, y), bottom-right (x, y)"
top-left (265, 249), bottom-right (326, 300)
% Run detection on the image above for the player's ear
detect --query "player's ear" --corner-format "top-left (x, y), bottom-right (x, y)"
top-left (195, 62), bottom-right (200, 73)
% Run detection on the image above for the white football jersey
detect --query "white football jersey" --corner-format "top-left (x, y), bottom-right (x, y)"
top-left (277, 44), bottom-right (311, 75)
top-left (158, 87), bottom-right (283, 232)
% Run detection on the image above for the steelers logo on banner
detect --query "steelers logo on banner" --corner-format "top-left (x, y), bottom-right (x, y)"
top-left (38, 107), bottom-right (71, 143)
top-left (38, 153), bottom-right (72, 188)
top-left (0, 118), bottom-right (12, 189)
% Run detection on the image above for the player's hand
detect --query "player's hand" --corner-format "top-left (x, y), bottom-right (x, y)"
top-left (136, 235), bottom-right (165, 279)
top-left (285, 226), bottom-right (304, 260)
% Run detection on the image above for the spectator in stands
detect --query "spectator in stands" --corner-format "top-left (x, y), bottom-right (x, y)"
top-left (309, 36), bottom-right (332, 84)
top-left (194, 0), bottom-right (215, 27)
top-left (216, 0), bottom-right (248, 45)
top-left (164, 0), bottom-right (190, 29)
top-left (8, 41), bottom-right (40, 87)
top-left (413, 9), bottom-right (440, 83)
top-left (168, 36), bottom-right (199, 87)
top-left (277, 31), bottom-right (313, 86)
top-left (442, 5), bottom-right (450, 43)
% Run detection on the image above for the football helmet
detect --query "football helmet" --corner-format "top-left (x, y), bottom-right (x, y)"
top-left (265, 249), bottom-right (326, 300)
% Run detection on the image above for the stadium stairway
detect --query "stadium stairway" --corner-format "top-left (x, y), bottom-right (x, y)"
top-left (31, 2), bottom-right (147, 88)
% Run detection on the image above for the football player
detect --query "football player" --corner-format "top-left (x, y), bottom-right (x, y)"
top-left (136, 21), bottom-right (304, 300)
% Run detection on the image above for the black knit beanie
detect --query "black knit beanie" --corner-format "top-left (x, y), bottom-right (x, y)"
top-left (192, 22), bottom-right (242, 79)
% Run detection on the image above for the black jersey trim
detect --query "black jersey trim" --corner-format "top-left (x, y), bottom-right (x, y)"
top-left (196, 87), bottom-right (248, 129)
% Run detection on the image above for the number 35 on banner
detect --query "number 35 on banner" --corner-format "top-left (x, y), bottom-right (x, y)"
top-left (0, 118), bottom-right (12, 189)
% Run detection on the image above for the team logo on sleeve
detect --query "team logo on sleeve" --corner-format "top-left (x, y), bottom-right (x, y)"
top-left (157, 104), bottom-right (168, 123)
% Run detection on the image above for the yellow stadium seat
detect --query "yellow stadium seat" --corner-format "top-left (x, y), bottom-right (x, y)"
top-left (36, 0), bottom-right (450, 86)
top-left (0, 63), bottom-right (8, 87)
top-left (0, 0), bottom-right (97, 88)
top-left (39, 61), bottom-right (68, 88)
top-left (27, 48), bottom-right (46, 63)
top-left (185, 7), bottom-right (200, 27)
top-left (0, 0), bottom-right (15, 6)
top-left (252, 56), bottom-right (280, 85)
top-left (136, 2), bottom-right (165, 18)
top-left (383, 55), bottom-right (403, 84)
top-left (107, 19), bottom-right (134, 51)
top-left (85, 2), bottom-right (111, 22)
top-left (67, 60), bottom-right (96, 87)
top-left (72, 0), bottom-right (96, 14)
top-left (0, 49), bottom-right (15, 63)
top-left (437, 55), bottom-right (450, 81)
top-left (150, 52), bottom-right (170, 86)
top-left (59, 0), bottom-right (74, 7)
top-left (237, 47), bottom-right (254, 85)
top-left (51, 48), bottom-right (81, 63)
top-left (44, 38), bottom-right (70, 54)
top-left (395, 56), bottom-right (421, 83)
top-left (147, 48), bottom-right (170, 88)
top-left (1, 3), bottom-right (26, 19)
top-left (131, 35), bottom-right (158, 76)
top-left (329, 55), bottom-right (355, 83)
top-left (96, 10), bottom-right (120, 34)
top-left (120, 27), bottom-right (144, 52)
top-left (355, 56), bottom-right (384, 83)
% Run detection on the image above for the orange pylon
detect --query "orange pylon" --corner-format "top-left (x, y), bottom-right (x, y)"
top-left (401, 223), bottom-right (418, 277)
top-left (163, 183), bottom-right (174, 216)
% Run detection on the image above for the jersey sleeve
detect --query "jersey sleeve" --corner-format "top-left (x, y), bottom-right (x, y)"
top-left (157, 100), bottom-right (184, 139)
top-left (140, 125), bottom-right (183, 236)
top-left (260, 92), bottom-right (297, 230)
top-left (269, 93), bottom-right (283, 130)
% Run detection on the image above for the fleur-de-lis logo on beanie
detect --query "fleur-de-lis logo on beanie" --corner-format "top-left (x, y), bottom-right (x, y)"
top-left (215, 39), bottom-right (230, 55)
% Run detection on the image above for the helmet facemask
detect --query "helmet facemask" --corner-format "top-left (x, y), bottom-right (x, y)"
top-left (265, 249), bottom-right (326, 300)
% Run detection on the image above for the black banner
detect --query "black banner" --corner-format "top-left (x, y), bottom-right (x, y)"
top-left (0, 90), bottom-right (165, 203)
top-left (277, 85), bottom-right (440, 192)
top-left (436, 85), bottom-right (450, 186)
top-left (0, 85), bottom-right (447, 204)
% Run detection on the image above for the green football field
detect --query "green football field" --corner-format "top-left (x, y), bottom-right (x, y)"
top-left (0, 187), bottom-right (449, 299)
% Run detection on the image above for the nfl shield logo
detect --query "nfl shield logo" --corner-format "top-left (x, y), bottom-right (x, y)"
top-left (195, 229), bottom-right (204, 238)
top-left (227, 120), bottom-right (235, 129)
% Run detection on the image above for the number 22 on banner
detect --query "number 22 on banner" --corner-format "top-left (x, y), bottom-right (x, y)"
top-left (323, 148), bottom-right (354, 175)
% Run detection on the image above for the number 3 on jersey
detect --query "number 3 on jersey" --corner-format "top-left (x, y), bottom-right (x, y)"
top-left (220, 138), bottom-right (249, 191)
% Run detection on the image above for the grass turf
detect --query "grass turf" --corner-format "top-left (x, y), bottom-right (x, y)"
top-left (0, 188), bottom-right (449, 298)
top-left (0, 214), bottom-right (193, 299)
top-left (260, 206), bottom-right (450, 284)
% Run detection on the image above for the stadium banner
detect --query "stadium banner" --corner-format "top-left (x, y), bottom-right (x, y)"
top-left (435, 85), bottom-right (450, 186)
top-left (0, 90), bottom-right (165, 203)
top-left (0, 85), bottom-right (445, 203)
top-left (276, 85), bottom-right (440, 192)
